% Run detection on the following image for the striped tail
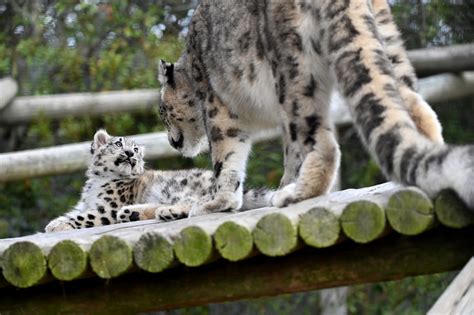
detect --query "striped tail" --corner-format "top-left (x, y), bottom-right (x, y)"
top-left (317, 0), bottom-right (474, 209)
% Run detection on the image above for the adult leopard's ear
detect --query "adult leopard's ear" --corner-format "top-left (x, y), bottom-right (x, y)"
top-left (92, 129), bottom-right (111, 153)
top-left (158, 59), bottom-right (176, 89)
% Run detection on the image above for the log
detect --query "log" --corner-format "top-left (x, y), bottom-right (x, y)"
top-left (434, 190), bottom-right (474, 229)
top-left (0, 129), bottom-right (279, 182)
top-left (0, 227), bottom-right (472, 314)
top-left (133, 232), bottom-right (175, 273)
top-left (0, 89), bottom-right (159, 125)
top-left (88, 235), bottom-right (133, 279)
top-left (0, 77), bottom-right (18, 111)
top-left (47, 240), bottom-right (88, 281)
top-left (386, 189), bottom-right (435, 235)
top-left (1, 242), bottom-right (47, 288)
top-left (213, 221), bottom-right (254, 262)
top-left (0, 183), bottom-right (472, 289)
top-left (418, 72), bottom-right (474, 104)
top-left (173, 226), bottom-right (215, 267)
top-left (408, 44), bottom-right (474, 76)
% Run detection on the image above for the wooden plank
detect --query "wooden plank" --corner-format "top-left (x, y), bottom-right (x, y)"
top-left (428, 257), bottom-right (474, 315)
top-left (0, 227), bottom-right (472, 315)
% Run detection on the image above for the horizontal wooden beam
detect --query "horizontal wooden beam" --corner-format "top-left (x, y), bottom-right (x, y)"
top-left (0, 129), bottom-right (279, 182)
top-left (408, 44), bottom-right (474, 77)
top-left (2, 70), bottom-right (474, 182)
top-left (0, 227), bottom-right (472, 314)
top-left (0, 44), bottom-right (473, 125)
top-left (0, 89), bottom-right (159, 125)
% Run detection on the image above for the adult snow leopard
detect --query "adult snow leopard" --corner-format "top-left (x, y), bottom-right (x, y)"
top-left (45, 130), bottom-right (273, 232)
top-left (157, 0), bottom-right (473, 216)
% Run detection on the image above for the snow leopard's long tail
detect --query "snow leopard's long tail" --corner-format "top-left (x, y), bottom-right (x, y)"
top-left (317, 0), bottom-right (474, 209)
top-left (241, 188), bottom-right (275, 211)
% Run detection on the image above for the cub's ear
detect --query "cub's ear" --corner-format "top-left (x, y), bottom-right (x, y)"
top-left (158, 59), bottom-right (176, 88)
top-left (92, 129), bottom-right (111, 153)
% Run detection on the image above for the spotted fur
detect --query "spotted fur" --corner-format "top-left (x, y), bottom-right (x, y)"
top-left (45, 130), bottom-right (273, 232)
top-left (157, 0), bottom-right (473, 214)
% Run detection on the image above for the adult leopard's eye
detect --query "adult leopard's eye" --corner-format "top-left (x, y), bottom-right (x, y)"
top-left (133, 147), bottom-right (139, 153)
top-left (115, 141), bottom-right (122, 147)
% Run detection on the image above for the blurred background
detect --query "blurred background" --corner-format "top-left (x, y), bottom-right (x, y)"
top-left (0, 0), bottom-right (473, 314)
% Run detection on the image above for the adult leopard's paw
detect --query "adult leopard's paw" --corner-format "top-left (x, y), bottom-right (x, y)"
top-left (189, 192), bottom-right (242, 217)
top-left (271, 183), bottom-right (297, 208)
top-left (45, 217), bottom-right (75, 233)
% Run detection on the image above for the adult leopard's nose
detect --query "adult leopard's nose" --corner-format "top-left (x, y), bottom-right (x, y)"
top-left (125, 150), bottom-right (134, 157)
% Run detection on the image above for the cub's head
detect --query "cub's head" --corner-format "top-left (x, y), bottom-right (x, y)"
top-left (89, 129), bottom-right (145, 178)
top-left (158, 60), bottom-right (207, 157)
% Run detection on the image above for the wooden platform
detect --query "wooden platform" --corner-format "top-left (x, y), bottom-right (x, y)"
top-left (0, 182), bottom-right (473, 314)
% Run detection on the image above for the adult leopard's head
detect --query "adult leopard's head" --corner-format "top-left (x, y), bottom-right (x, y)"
top-left (89, 129), bottom-right (145, 178)
top-left (158, 60), bottom-right (207, 157)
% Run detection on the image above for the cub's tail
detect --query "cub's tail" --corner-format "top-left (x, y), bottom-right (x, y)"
top-left (241, 187), bottom-right (275, 211)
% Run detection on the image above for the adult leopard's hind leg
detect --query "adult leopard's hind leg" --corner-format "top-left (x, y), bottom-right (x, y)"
top-left (271, 35), bottom-right (340, 207)
top-left (372, 0), bottom-right (443, 144)
top-left (189, 91), bottom-right (251, 216)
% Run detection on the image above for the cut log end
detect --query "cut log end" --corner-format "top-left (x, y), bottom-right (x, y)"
top-left (253, 213), bottom-right (298, 257)
top-left (133, 232), bottom-right (174, 273)
top-left (340, 201), bottom-right (386, 244)
top-left (435, 190), bottom-right (474, 229)
top-left (173, 226), bottom-right (213, 267)
top-left (387, 189), bottom-right (434, 235)
top-left (48, 240), bottom-right (87, 281)
top-left (89, 235), bottom-right (133, 279)
top-left (214, 221), bottom-right (253, 262)
top-left (2, 241), bottom-right (47, 288)
top-left (299, 207), bottom-right (341, 248)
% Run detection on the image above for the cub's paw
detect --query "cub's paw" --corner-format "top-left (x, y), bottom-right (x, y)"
top-left (271, 183), bottom-right (297, 208)
top-left (189, 192), bottom-right (242, 217)
top-left (117, 207), bottom-right (146, 223)
top-left (45, 217), bottom-right (75, 233)
top-left (155, 206), bottom-right (189, 222)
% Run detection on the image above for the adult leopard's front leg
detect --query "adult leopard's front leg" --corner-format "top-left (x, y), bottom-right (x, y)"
top-left (189, 91), bottom-right (251, 217)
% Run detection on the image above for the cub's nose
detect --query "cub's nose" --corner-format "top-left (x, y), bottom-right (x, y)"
top-left (125, 150), bottom-right (134, 157)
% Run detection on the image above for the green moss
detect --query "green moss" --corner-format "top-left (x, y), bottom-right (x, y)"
top-left (133, 232), bottom-right (174, 273)
top-left (435, 190), bottom-right (474, 228)
top-left (2, 241), bottom-right (46, 288)
top-left (89, 235), bottom-right (132, 279)
top-left (214, 221), bottom-right (253, 261)
top-left (341, 201), bottom-right (386, 243)
top-left (48, 240), bottom-right (87, 281)
top-left (173, 226), bottom-right (213, 267)
top-left (299, 207), bottom-right (340, 248)
top-left (387, 190), bottom-right (434, 235)
top-left (253, 213), bottom-right (298, 257)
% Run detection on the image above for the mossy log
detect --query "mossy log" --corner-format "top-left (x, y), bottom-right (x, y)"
top-left (434, 190), bottom-right (474, 229)
top-left (89, 235), bottom-right (133, 279)
top-left (1, 242), bottom-right (47, 288)
top-left (386, 189), bottom-right (435, 235)
top-left (47, 240), bottom-right (88, 281)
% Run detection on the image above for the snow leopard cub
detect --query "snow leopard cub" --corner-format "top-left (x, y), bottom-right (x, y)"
top-left (45, 129), bottom-right (273, 232)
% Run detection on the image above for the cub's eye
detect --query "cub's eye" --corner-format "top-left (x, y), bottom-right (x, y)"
top-left (133, 147), bottom-right (139, 153)
top-left (115, 141), bottom-right (122, 147)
